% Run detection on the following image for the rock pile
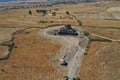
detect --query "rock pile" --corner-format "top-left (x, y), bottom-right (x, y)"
top-left (48, 24), bottom-right (78, 36)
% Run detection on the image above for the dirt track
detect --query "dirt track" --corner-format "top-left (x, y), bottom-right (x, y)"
top-left (37, 25), bottom-right (88, 80)
top-left (91, 33), bottom-right (120, 42)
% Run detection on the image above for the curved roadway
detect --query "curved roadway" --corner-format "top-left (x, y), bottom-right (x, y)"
top-left (37, 25), bottom-right (88, 80)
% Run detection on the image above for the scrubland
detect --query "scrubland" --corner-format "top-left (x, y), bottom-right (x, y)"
top-left (0, 1), bottom-right (120, 80)
top-left (0, 29), bottom-right (63, 80)
top-left (79, 42), bottom-right (120, 80)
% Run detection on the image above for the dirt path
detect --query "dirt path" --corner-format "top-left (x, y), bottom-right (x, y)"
top-left (37, 25), bottom-right (88, 80)
top-left (68, 36), bottom-right (88, 80)
top-left (91, 33), bottom-right (120, 42)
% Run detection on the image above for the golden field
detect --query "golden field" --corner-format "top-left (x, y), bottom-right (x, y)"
top-left (0, 1), bottom-right (120, 80)
top-left (83, 26), bottom-right (120, 40)
top-left (0, 8), bottom-right (77, 28)
top-left (78, 42), bottom-right (120, 80)
top-left (80, 18), bottom-right (120, 27)
top-left (0, 29), bottom-right (63, 80)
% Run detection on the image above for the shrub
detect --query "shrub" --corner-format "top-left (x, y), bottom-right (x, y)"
top-left (77, 20), bottom-right (82, 26)
top-left (28, 10), bottom-right (32, 15)
top-left (38, 20), bottom-right (47, 23)
top-left (14, 46), bottom-right (17, 48)
top-left (51, 12), bottom-right (56, 16)
top-left (82, 31), bottom-right (89, 36)
top-left (66, 11), bottom-right (70, 15)
top-left (23, 32), bottom-right (30, 34)
top-left (36, 10), bottom-right (47, 16)
top-left (90, 37), bottom-right (112, 42)
top-left (8, 43), bottom-right (14, 52)
top-left (54, 8), bottom-right (59, 11)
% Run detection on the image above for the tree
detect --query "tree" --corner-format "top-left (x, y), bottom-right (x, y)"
top-left (36, 10), bottom-right (47, 16)
top-left (52, 12), bottom-right (56, 16)
top-left (29, 10), bottom-right (32, 15)
top-left (66, 11), bottom-right (70, 15)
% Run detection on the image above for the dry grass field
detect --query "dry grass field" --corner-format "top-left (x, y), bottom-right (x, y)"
top-left (83, 26), bottom-right (120, 40)
top-left (75, 2), bottom-right (120, 80)
top-left (52, 2), bottom-right (108, 14)
top-left (80, 18), bottom-right (120, 27)
top-left (0, 1), bottom-right (119, 28)
top-left (0, 7), bottom-right (77, 28)
top-left (78, 42), bottom-right (120, 80)
top-left (0, 1), bottom-right (120, 80)
top-left (0, 29), bottom-right (63, 80)
top-left (0, 1), bottom-right (115, 28)
top-left (0, 28), bottom-right (23, 43)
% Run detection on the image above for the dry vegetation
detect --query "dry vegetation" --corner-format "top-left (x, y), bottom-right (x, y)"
top-left (83, 26), bottom-right (120, 40)
top-left (0, 2), bottom-right (115, 28)
top-left (0, 1), bottom-right (120, 80)
top-left (0, 8), bottom-right (77, 28)
top-left (0, 29), bottom-right (63, 80)
top-left (78, 42), bottom-right (120, 80)
top-left (0, 28), bottom-right (23, 43)
top-left (52, 2), bottom-right (107, 14)
top-left (80, 18), bottom-right (120, 27)
top-left (75, 2), bottom-right (120, 79)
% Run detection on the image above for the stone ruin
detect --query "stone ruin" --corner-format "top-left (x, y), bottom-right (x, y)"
top-left (48, 24), bottom-right (78, 36)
